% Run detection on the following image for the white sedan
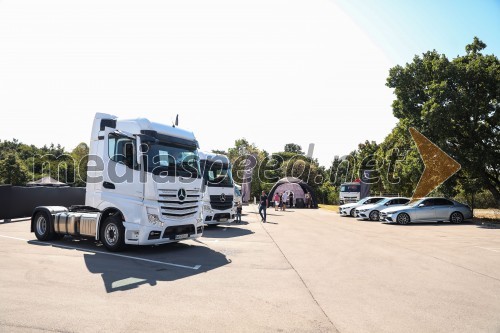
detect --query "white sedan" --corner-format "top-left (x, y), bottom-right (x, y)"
top-left (338, 197), bottom-right (386, 217)
top-left (355, 197), bottom-right (410, 221)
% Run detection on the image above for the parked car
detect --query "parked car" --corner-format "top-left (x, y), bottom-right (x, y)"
top-left (338, 197), bottom-right (386, 217)
top-left (379, 197), bottom-right (473, 224)
top-left (355, 197), bottom-right (410, 221)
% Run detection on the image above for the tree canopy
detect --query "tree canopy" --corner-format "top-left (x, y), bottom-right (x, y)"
top-left (386, 37), bottom-right (499, 205)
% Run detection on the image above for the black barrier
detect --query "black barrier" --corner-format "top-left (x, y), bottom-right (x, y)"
top-left (0, 185), bottom-right (86, 220)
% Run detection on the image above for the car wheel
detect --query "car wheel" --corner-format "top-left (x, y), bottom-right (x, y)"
top-left (369, 210), bottom-right (379, 221)
top-left (100, 215), bottom-right (125, 252)
top-left (397, 213), bottom-right (410, 225)
top-left (350, 209), bottom-right (355, 217)
top-left (450, 211), bottom-right (464, 224)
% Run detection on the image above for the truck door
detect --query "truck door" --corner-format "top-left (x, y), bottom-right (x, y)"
top-left (102, 132), bottom-right (144, 205)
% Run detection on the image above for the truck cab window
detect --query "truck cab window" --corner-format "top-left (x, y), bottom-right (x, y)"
top-left (108, 134), bottom-right (135, 169)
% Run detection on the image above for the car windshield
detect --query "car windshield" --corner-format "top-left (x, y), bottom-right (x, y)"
top-left (341, 184), bottom-right (361, 192)
top-left (145, 142), bottom-right (200, 178)
top-left (202, 161), bottom-right (233, 187)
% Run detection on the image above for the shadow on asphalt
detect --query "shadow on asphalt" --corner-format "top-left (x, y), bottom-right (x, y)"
top-left (202, 225), bottom-right (254, 239)
top-left (29, 238), bottom-right (229, 293)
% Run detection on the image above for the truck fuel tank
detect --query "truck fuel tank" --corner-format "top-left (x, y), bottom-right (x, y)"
top-left (53, 212), bottom-right (98, 237)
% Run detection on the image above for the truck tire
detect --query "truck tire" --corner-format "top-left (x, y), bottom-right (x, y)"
top-left (100, 215), bottom-right (125, 252)
top-left (34, 211), bottom-right (56, 241)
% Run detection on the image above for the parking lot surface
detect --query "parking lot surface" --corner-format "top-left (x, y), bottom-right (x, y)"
top-left (1, 206), bottom-right (499, 332)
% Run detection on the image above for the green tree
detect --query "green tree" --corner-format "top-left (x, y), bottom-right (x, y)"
top-left (387, 37), bottom-right (500, 205)
top-left (71, 142), bottom-right (89, 187)
top-left (0, 152), bottom-right (30, 185)
top-left (284, 143), bottom-right (303, 154)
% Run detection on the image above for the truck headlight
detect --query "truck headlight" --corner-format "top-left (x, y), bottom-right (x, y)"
top-left (147, 213), bottom-right (163, 227)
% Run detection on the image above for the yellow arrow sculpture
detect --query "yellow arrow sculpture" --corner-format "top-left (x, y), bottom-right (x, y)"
top-left (409, 128), bottom-right (461, 200)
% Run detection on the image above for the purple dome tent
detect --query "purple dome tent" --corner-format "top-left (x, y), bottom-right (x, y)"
top-left (267, 177), bottom-right (317, 208)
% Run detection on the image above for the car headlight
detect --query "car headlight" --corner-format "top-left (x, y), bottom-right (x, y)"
top-left (359, 209), bottom-right (368, 212)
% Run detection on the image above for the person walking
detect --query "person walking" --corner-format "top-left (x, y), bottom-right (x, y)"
top-left (281, 191), bottom-right (288, 211)
top-left (236, 202), bottom-right (242, 222)
top-left (258, 191), bottom-right (269, 222)
top-left (305, 192), bottom-right (311, 208)
top-left (273, 192), bottom-right (280, 211)
top-left (289, 191), bottom-right (294, 208)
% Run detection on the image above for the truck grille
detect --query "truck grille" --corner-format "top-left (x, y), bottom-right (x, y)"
top-left (162, 224), bottom-right (196, 239)
top-left (209, 195), bottom-right (233, 211)
top-left (343, 196), bottom-right (358, 203)
top-left (158, 189), bottom-right (200, 219)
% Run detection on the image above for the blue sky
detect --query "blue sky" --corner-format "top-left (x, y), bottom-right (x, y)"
top-left (335, 0), bottom-right (500, 64)
top-left (0, 0), bottom-right (498, 167)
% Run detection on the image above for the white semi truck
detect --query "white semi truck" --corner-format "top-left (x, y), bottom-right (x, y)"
top-left (31, 113), bottom-right (204, 251)
top-left (199, 151), bottom-right (235, 225)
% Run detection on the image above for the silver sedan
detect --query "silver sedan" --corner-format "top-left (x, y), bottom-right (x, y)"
top-left (380, 197), bottom-right (473, 224)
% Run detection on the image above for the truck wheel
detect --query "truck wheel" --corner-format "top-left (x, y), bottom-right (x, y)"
top-left (34, 211), bottom-right (56, 241)
top-left (100, 215), bottom-right (125, 252)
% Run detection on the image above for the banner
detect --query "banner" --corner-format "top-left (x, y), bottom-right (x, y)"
top-left (241, 154), bottom-right (257, 204)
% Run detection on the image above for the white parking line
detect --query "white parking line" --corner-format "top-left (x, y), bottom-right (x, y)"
top-left (0, 234), bottom-right (202, 270)
top-left (476, 246), bottom-right (500, 253)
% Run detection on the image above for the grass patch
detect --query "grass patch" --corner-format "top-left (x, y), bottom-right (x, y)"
top-left (319, 204), bottom-right (339, 212)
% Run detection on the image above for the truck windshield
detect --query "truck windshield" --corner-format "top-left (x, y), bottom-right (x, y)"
top-left (145, 142), bottom-right (200, 178)
top-left (202, 161), bottom-right (233, 187)
top-left (341, 184), bottom-right (361, 192)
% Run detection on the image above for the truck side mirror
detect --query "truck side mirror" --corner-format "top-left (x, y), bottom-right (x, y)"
top-left (135, 136), bottom-right (142, 166)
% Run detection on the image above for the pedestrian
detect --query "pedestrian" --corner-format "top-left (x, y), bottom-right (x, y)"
top-left (279, 192), bottom-right (283, 211)
top-left (289, 191), bottom-right (294, 208)
top-left (281, 191), bottom-right (288, 211)
top-left (236, 201), bottom-right (242, 222)
top-left (305, 192), bottom-right (310, 208)
top-left (258, 191), bottom-right (269, 222)
top-left (273, 192), bottom-right (280, 211)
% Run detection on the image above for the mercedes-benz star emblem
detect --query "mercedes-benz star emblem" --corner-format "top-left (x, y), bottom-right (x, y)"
top-left (178, 188), bottom-right (186, 201)
top-left (220, 193), bottom-right (226, 202)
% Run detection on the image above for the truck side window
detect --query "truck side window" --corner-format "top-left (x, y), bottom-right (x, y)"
top-left (108, 134), bottom-right (135, 169)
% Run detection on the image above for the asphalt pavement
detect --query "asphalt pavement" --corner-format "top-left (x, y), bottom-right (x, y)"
top-left (0, 205), bottom-right (499, 332)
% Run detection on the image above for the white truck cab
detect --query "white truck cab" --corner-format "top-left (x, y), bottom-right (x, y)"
top-left (339, 182), bottom-right (362, 205)
top-left (199, 151), bottom-right (235, 225)
top-left (31, 113), bottom-right (204, 251)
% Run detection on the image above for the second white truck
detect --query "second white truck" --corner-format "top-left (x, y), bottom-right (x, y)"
top-left (199, 151), bottom-right (235, 225)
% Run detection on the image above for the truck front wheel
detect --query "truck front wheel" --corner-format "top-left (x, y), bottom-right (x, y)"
top-left (34, 211), bottom-right (56, 241)
top-left (100, 215), bottom-right (125, 252)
